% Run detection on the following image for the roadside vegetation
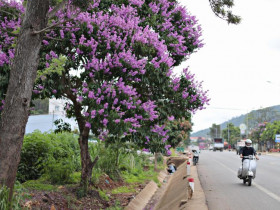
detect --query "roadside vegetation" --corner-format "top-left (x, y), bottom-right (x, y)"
top-left (1, 131), bottom-right (165, 209)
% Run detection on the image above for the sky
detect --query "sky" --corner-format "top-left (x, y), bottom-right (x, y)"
top-left (176, 0), bottom-right (280, 133)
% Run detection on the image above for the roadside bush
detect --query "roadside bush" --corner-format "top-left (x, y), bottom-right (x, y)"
top-left (44, 158), bottom-right (75, 184)
top-left (90, 143), bottom-right (121, 180)
top-left (17, 131), bottom-right (54, 182)
top-left (17, 131), bottom-right (80, 184)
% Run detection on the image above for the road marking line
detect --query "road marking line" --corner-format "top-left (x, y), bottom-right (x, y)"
top-left (215, 160), bottom-right (280, 203)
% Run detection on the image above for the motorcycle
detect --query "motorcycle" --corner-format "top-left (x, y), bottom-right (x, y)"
top-left (237, 155), bottom-right (257, 186)
top-left (192, 150), bottom-right (199, 166)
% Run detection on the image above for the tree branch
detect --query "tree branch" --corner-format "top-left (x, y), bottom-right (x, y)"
top-left (47, 0), bottom-right (68, 19)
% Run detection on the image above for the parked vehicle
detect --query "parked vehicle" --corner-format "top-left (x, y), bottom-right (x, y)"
top-left (237, 155), bottom-right (257, 186)
top-left (199, 142), bottom-right (206, 150)
top-left (213, 138), bottom-right (224, 152)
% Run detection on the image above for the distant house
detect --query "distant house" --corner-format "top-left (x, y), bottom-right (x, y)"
top-left (190, 136), bottom-right (206, 143)
top-left (190, 137), bottom-right (199, 143)
top-left (49, 98), bottom-right (66, 116)
top-left (26, 99), bottom-right (78, 134)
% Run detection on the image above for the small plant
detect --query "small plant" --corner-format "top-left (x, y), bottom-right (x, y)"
top-left (0, 185), bottom-right (9, 210)
top-left (98, 190), bottom-right (109, 201)
top-left (0, 182), bottom-right (27, 210)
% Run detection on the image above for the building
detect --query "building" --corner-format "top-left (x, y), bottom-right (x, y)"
top-left (26, 98), bottom-right (78, 134)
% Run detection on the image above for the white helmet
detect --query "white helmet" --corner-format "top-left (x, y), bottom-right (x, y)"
top-left (245, 139), bottom-right (252, 147)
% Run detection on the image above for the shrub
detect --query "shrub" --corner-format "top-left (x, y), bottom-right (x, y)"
top-left (17, 131), bottom-right (80, 184)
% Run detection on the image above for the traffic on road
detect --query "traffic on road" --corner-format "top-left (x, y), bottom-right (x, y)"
top-left (197, 150), bottom-right (280, 210)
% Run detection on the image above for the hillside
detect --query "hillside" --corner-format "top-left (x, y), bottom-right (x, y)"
top-left (191, 105), bottom-right (280, 137)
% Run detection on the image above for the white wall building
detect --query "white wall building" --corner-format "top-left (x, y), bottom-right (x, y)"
top-left (26, 98), bottom-right (78, 134)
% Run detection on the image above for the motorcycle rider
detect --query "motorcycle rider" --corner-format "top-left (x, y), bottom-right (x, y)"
top-left (192, 149), bottom-right (199, 164)
top-left (240, 139), bottom-right (259, 160)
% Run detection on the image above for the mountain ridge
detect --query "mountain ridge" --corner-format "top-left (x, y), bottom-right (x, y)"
top-left (191, 105), bottom-right (280, 137)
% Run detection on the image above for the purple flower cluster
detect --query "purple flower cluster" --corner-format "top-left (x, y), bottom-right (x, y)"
top-left (146, 0), bottom-right (203, 57)
top-left (0, 1), bottom-right (23, 66)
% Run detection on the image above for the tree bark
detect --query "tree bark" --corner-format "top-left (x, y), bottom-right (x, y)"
top-left (65, 76), bottom-right (99, 194)
top-left (78, 126), bottom-right (99, 192)
top-left (154, 153), bottom-right (158, 171)
top-left (0, 0), bottom-right (50, 196)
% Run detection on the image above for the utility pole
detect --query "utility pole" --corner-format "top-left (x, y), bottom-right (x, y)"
top-left (227, 124), bottom-right (230, 144)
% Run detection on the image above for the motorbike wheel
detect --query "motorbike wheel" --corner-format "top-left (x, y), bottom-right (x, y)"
top-left (243, 179), bottom-right (246, 184)
top-left (193, 159), bottom-right (197, 166)
top-left (248, 177), bottom-right (252, 186)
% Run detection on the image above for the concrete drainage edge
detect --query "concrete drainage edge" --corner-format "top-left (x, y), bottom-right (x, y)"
top-left (124, 180), bottom-right (159, 210)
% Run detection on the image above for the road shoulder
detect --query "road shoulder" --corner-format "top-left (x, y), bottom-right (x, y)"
top-left (186, 164), bottom-right (208, 210)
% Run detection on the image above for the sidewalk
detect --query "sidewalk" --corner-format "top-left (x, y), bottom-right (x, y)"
top-left (186, 164), bottom-right (208, 210)
top-left (259, 152), bottom-right (280, 157)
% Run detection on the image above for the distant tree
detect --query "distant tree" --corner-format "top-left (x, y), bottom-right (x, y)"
top-left (260, 121), bottom-right (280, 150)
top-left (249, 122), bottom-right (267, 151)
top-left (222, 123), bottom-right (240, 146)
top-left (53, 119), bottom-right (71, 133)
top-left (166, 118), bottom-right (192, 148)
top-left (247, 107), bottom-right (280, 130)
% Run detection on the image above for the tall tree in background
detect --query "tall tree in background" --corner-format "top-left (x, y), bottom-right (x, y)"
top-left (222, 123), bottom-right (240, 145)
top-left (261, 121), bottom-right (280, 150)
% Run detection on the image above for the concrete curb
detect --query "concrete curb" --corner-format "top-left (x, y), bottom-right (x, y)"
top-left (124, 180), bottom-right (158, 210)
top-left (154, 160), bottom-right (189, 210)
top-left (125, 155), bottom-right (209, 210)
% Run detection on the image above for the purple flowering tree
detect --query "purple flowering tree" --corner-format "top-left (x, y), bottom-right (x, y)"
top-left (0, 0), bottom-right (211, 193)
top-left (32, 0), bottom-right (209, 183)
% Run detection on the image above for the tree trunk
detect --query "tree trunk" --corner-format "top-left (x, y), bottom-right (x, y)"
top-left (78, 126), bottom-right (99, 193)
top-left (154, 153), bottom-right (158, 171)
top-left (0, 0), bottom-right (50, 197)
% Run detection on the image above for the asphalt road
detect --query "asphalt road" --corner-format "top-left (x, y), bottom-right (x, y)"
top-left (197, 150), bottom-right (280, 210)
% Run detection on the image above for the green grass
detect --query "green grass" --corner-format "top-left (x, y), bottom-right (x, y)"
top-left (111, 185), bottom-right (136, 194)
top-left (98, 190), bottom-right (110, 201)
top-left (69, 172), bottom-right (81, 184)
top-left (22, 180), bottom-right (58, 191)
top-left (122, 164), bottom-right (162, 185)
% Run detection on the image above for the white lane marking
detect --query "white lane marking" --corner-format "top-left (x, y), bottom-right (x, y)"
top-left (214, 160), bottom-right (280, 203)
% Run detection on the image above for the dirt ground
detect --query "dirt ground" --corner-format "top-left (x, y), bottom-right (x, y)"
top-left (21, 174), bottom-right (148, 209)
